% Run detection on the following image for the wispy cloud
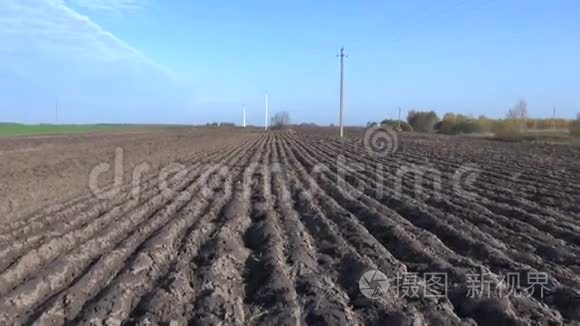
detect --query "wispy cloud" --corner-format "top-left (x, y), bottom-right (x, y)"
top-left (67, 0), bottom-right (146, 13)
top-left (0, 0), bottom-right (195, 124)
top-left (0, 0), bottom-right (145, 63)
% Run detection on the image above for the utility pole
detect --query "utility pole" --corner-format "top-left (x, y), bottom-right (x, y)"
top-left (398, 106), bottom-right (401, 129)
top-left (265, 93), bottom-right (269, 131)
top-left (338, 47), bottom-right (346, 137)
top-left (242, 105), bottom-right (246, 128)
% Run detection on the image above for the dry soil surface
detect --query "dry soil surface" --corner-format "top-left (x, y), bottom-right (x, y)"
top-left (0, 128), bottom-right (579, 325)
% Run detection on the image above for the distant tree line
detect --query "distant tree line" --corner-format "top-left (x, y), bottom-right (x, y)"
top-left (205, 122), bottom-right (236, 127)
top-left (571, 113), bottom-right (580, 137)
top-left (368, 98), bottom-right (580, 138)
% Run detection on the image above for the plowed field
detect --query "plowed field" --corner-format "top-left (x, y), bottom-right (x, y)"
top-left (1, 130), bottom-right (579, 325)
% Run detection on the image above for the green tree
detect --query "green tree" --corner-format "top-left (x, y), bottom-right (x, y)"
top-left (571, 113), bottom-right (580, 137)
top-left (407, 110), bottom-right (439, 133)
top-left (380, 119), bottom-right (413, 131)
top-left (435, 113), bottom-right (488, 135)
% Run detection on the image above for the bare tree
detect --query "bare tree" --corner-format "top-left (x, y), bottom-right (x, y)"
top-left (271, 111), bottom-right (290, 129)
top-left (506, 98), bottom-right (528, 132)
top-left (506, 99), bottom-right (528, 119)
top-left (577, 113), bottom-right (580, 121)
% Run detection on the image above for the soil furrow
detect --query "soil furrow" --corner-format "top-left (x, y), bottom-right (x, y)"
top-left (0, 144), bottom-right (247, 297)
top-left (324, 136), bottom-right (580, 283)
top-left (70, 143), bottom-right (252, 325)
top-left (322, 135), bottom-right (580, 228)
top-left (287, 133), bottom-right (570, 324)
top-left (279, 135), bottom-right (441, 325)
top-left (314, 135), bottom-right (580, 276)
top-left (188, 136), bottom-right (268, 325)
top-left (2, 128), bottom-right (578, 325)
top-left (272, 136), bottom-right (362, 326)
top-left (240, 136), bottom-right (302, 325)
top-left (0, 139), bottom-right (254, 324)
top-left (0, 139), bottom-right (245, 238)
top-left (0, 141), bottom-right (248, 261)
top-left (120, 136), bottom-right (266, 325)
top-left (0, 134), bottom-right (252, 237)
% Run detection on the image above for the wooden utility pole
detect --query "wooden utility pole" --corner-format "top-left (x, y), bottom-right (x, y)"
top-left (338, 47), bottom-right (346, 137)
top-left (398, 107), bottom-right (402, 129)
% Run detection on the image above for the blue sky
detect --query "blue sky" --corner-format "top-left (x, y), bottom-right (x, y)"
top-left (0, 0), bottom-right (579, 125)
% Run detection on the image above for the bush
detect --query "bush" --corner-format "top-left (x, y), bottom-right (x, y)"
top-left (493, 119), bottom-right (524, 138)
top-left (434, 113), bottom-right (485, 134)
top-left (435, 113), bottom-right (457, 134)
top-left (271, 111), bottom-right (290, 129)
top-left (525, 118), bottom-right (570, 130)
top-left (380, 119), bottom-right (413, 132)
top-left (571, 115), bottom-right (580, 137)
top-left (459, 120), bottom-right (485, 134)
top-left (407, 111), bottom-right (439, 133)
top-left (400, 121), bottom-right (414, 132)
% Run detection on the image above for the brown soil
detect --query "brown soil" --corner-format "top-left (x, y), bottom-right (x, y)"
top-left (0, 127), bottom-right (257, 221)
top-left (0, 127), bottom-right (579, 325)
